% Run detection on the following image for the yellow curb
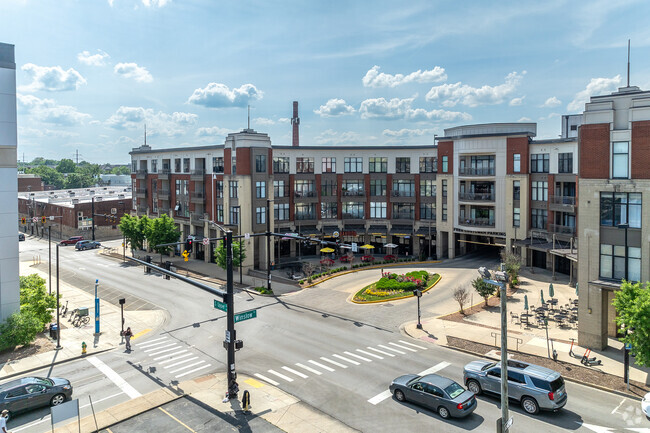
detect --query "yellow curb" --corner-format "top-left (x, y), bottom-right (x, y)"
top-left (132, 328), bottom-right (152, 340)
top-left (350, 274), bottom-right (442, 304)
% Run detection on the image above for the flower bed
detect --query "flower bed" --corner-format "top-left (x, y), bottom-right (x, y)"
top-left (383, 254), bottom-right (397, 262)
top-left (353, 271), bottom-right (440, 302)
top-left (320, 258), bottom-right (335, 266)
top-left (361, 255), bottom-right (375, 262)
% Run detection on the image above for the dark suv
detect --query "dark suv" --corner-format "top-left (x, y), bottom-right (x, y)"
top-left (75, 240), bottom-right (101, 250)
top-left (60, 236), bottom-right (84, 246)
top-left (0, 376), bottom-right (73, 420)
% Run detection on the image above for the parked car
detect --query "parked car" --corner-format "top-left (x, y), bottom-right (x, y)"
top-left (18, 233), bottom-right (25, 241)
top-left (642, 391), bottom-right (650, 419)
top-left (389, 373), bottom-right (477, 419)
top-left (60, 236), bottom-right (84, 246)
top-left (463, 359), bottom-right (567, 415)
top-left (0, 376), bottom-right (73, 420)
top-left (74, 240), bottom-right (101, 251)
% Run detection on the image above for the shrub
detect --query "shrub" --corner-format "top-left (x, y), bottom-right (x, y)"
top-left (20, 274), bottom-right (57, 327)
top-left (299, 280), bottom-right (304, 284)
top-left (254, 286), bottom-right (273, 295)
top-left (0, 310), bottom-right (43, 351)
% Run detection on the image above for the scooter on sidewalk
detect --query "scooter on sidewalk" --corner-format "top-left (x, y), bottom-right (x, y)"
top-left (569, 338), bottom-right (579, 358)
top-left (581, 348), bottom-right (602, 366)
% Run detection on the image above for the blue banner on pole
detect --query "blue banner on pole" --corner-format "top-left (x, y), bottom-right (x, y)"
top-left (95, 298), bottom-right (100, 334)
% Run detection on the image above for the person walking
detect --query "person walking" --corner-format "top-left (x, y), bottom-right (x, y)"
top-left (0, 409), bottom-right (9, 433)
top-left (124, 327), bottom-right (133, 351)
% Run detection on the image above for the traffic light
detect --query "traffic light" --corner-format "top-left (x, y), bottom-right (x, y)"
top-left (185, 238), bottom-right (193, 252)
top-left (41, 216), bottom-right (46, 223)
top-left (21, 217), bottom-right (26, 225)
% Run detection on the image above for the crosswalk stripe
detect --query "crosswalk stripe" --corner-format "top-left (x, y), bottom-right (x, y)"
top-left (144, 342), bottom-right (178, 352)
top-left (368, 390), bottom-right (392, 405)
top-left (268, 369), bottom-right (294, 382)
top-left (295, 363), bottom-right (322, 375)
top-left (367, 346), bottom-right (395, 357)
top-left (399, 340), bottom-right (427, 350)
top-left (254, 373), bottom-right (279, 386)
top-left (320, 357), bottom-right (348, 368)
top-left (419, 361), bottom-right (451, 376)
top-left (154, 350), bottom-right (188, 361)
top-left (168, 361), bottom-right (206, 374)
top-left (308, 360), bottom-right (335, 372)
top-left (357, 349), bottom-right (383, 359)
top-left (164, 356), bottom-right (199, 369)
top-left (139, 340), bottom-right (171, 350)
top-left (332, 354), bottom-right (360, 365)
top-left (159, 352), bottom-right (192, 364)
top-left (389, 342), bottom-right (417, 352)
top-left (175, 364), bottom-right (211, 378)
top-left (147, 346), bottom-right (182, 356)
top-left (282, 366), bottom-right (308, 379)
top-left (378, 344), bottom-right (405, 354)
top-left (344, 351), bottom-right (372, 362)
top-left (137, 336), bottom-right (167, 347)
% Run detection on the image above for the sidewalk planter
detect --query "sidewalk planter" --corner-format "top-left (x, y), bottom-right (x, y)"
top-left (352, 271), bottom-right (441, 303)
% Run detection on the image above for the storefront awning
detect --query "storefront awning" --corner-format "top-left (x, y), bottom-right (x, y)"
top-left (415, 226), bottom-right (435, 236)
top-left (368, 225), bottom-right (387, 235)
top-left (299, 226), bottom-right (321, 236)
top-left (391, 225), bottom-right (413, 236)
top-left (321, 225), bottom-right (340, 235)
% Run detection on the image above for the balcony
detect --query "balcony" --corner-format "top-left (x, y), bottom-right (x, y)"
top-left (212, 166), bottom-right (225, 174)
top-left (294, 190), bottom-right (316, 198)
top-left (392, 212), bottom-right (414, 220)
top-left (459, 167), bottom-right (495, 176)
top-left (158, 168), bottom-right (171, 180)
top-left (391, 190), bottom-right (415, 197)
top-left (549, 224), bottom-right (576, 235)
top-left (549, 195), bottom-right (576, 212)
top-left (135, 188), bottom-right (147, 198)
top-left (458, 192), bottom-right (495, 202)
top-left (459, 217), bottom-right (495, 227)
top-left (190, 191), bottom-right (205, 204)
top-left (191, 169), bottom-right (205, 181)
top-left (136, 205), bottom-right (148, 214)
top-left (136, 169), bottom-right (148, 179)
top-left (190, 211), bottom-right (206, 224)
top-left (158, 189), bottom-right (170, 200)
top-left (342, 189), bottom-right (365, 196)
top-left (158, 208), bottom-right (170, 215)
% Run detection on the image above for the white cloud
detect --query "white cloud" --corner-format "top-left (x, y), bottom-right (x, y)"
top-left (538, 112), bottom-right (561, 121)
top-left (382, 128), bottom-right (437, 138)
top-left (541, 96), bottom-right (562, 108)
top-left (518, 117), bottom-right (532, 122)
top-left (509, 96), bottom-right (525, 106)
top-left (567, 75), bottom-right (621, 112)
top-left (359, 97), bottom-right (471, 122)
top-left (187, 82), bottom-right (262, 108)
top-left (314, 129), bottom-right (362, 146)
top-left (277, 117), bottom-right (290, 124)
top-left (20, 63), bottom-right (87, 92)
top-left (17, 94), bottom-right (91, 126)
top-left (142, 0), bottom-right (170, 7)
top-left (105, 106), bottom-right (197, 136)
top-left (362, 65), bottom-right (447, 88)
top-left (425, 71), bottom-right (525, 107)
top-left (253, 117), bottom-right (275, 126)
top-left (196, 126), bottom-right (233, 137)
top-left (114, 62), bottom-right (153, 83)
top-left (18, 126), bottom-right (80, 139)
top-left (77, 50), bottom-right (110, 66)
top-left (314, 98), bottom-right (356, 117)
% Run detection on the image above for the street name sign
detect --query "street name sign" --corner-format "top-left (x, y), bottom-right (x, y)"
top-left (214, 299), bottom-right (227, 312)
top-left (234, 309), bottom-right (257, 323)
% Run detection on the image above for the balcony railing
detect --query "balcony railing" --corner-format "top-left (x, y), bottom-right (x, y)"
top-left (342, 189), bottom-right (365, 196)
top-left (137, 205), bottom-right (148, 213)
top-left (136, 169), bottom-right (148, 179)
top-left (158, 208), bottom-right (170, 215)
top-left (190, 192), bottom-right (205, 203)
top-left (392, 212), bottom-right (414, 220)
top-left (391, 190), bottom-right (415, 197)
top-left (459, 167), bottom-right (495, 176)
top-left (295, 213), bottom-right (317, 220)
top-left (212, 166), bottom-right (225, 174)
top-left (135, 188), bottom-right (147, 198)
top-left (158, 168), bottom-right (170, 179)
top-left (550, 195), bottom-right (576, 206)
top-left (342, 213), bottom-right (364, 219)
top-left (549, 224), bottom-right (576, 235)
top-left (191, 169), bottom-right (205, 180)
top-left (158, 189), bottom-right (170, 200)
top-left (294, 190), bottom-right (316, 198)
top-left (458, 192), bottom-right (495, 201)
top-left (459, 217), bottom-right (495, 227)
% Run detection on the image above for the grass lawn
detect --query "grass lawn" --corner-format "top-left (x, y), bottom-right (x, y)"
top-left (353, 273), bottom-right (440, 303)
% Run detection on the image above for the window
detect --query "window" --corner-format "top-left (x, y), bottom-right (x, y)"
top-left (420, 203), bottom-right (435, 220)
top-left (369, 157), bottom-right (387, 173)
top-left (255, 154), bottom-right (267, 173)
top-left (229, 181), bottom-right (238, 198)
top-left (229, 206), bottom-right (239, 225)
top-left (231, 156), bottom-right (236, 175)
top-left (530, 377), bottom-right (552, 391)
top-left (344, 157), bottom-right (363, 173)
top-left (322, 157), bottom-right (336, 173)
top-left (513, 154), bottom-right (521, 173)
top-left (442, 203), bottom-right (447, 221)
top-left (132, 160), bottom-right (137, 173)
top-left (294, 179), bottom-right (315, 197)
top-left (531, 154), bottom-right (549, 173)
top-left (612, 141), bottom-right (629, 178)
top-left (6, 386), bottom-right (27, 398)
top-left (442, 156), bottom-right (449, 173)
top-left (396, 157), bottom-right (410, 173)
top-left (295, 203), bottom-right (316, 220)
top-left (370, 202), bottom-right (386, 219)
top-left (600, 244), bottom-right (641, 281)
top-left (531, 209), bottom-right (548, 229)
top-left (274, 203), bottom-right (290, 221)
top-left (558, 153), bottom-right (573, 173)
top-left (442, 179), bottom-right (448, 197)
top-left (600, 192), bottom-right (642, 228)
top-left (507, 371), bottom-right (526, 384)
top-left (321, 202), bottom-right (338, 219)
top-left (531, 181), bottom-right (548, 201)
top-left (513, 207), bottom-right (520, 227)
top-left (342, 202), bottom-right (364, 219)
top-left (183, 158), bottom-right (190, 173)
top-left (256, 206), bottom-right (266, 224)
top-left (321, 179), bottom-right (337, 197)
top-left (273, 180), bottom-right (288, 198)
top-left (273, 157), bottom-right (290, 174)
top-left (487, 368), bottom-right (501, 378)
top-left (513, 180), bottom-right (520, 200)
top-left (369, 179), bottom-right (386, 196)
top-left (342, 180), bottom-right (364, 196)
top-left (420, 179), bottom-right (436, 197)
top-left (255, 181), bottom-right (266, 198)
top-left (419, 157), bottom-right (437, 173)
top-left (151, 159), bottom-right (157, 173)
top-left (174, 158), bottom-right (181, 173)
top-left (296, 157), bottom-right (314, 173)
top-left (213, 157), bottom-right (224, 173)
top-left (216, 204), bottom-right (223, 222)
top-left (392, 180), bottom-right (415, 197)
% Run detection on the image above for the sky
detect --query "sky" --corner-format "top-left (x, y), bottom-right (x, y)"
top-left (2, 0), bottom-right (650, 164)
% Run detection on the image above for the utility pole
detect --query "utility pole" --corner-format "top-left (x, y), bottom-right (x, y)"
top-left (48, 227), bottom-right (52, 295)
top-left (55, 245), bottom-right (61, 350)
top-left (91, 196), bottom-right (96, 241)
top-left (225, 230), bottom-right (238, 398)
top-left (266, 199), bottom-right (272, 292)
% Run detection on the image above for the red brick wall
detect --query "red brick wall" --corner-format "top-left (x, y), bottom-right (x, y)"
top-left (237, 147), bottom-right (251, 175)
top-left (437, 141), bottom-right (453, 174)
top-left (506, 137), bottom-right (529, 174)
top-left (579, 124), bottom-right (610, 179)
top-left (18, 177), bottom-right (44, 192)
top-left (224, 148), bottom-right (231, 174)
top-left (631, 120), bottom-right (650, 179)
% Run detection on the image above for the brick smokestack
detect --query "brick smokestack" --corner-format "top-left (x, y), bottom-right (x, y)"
top-left (291, 101), bottom-right (300, 146)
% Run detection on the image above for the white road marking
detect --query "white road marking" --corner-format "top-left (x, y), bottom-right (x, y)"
top-left (344, 351), bottom-right (372, 362)
top-left (320, 356), bottom-right (348, 368)
top-left (147, 346), bottom-right (181, 356)
top-left (86, 356), bottom-right (141, 399)
top-left (625, 429), bottom-right (650, 433)
top-left (368, 390), bottom-right (392, 405)
top-left (267, 369), bottom-right (294, 382)
top-left (159, 352), bottom-right (193, 364)
top-left (79, 392), bottom-right (124, 408)
top-left (332, 354), bottom-right (360, 365)
top-left (139, 341), bottom-right (172, 350)
top-left (254, 373), bottom-right (279, 386)
top-left (577, 422), bottom-right (616, 432)
top-left (308, 359), bottom-right (335, 372)
top-left (144, 343), bottom-right (179, 353)
top-left (136, 336), bottom-right (167, 346)
top-left (367, 346), bottom-right (395, 357)
top-left (282, 366), bottom-right (309, 378)
top-left (388, 342), bottom-right (417, 352)
top-left (367, 361), bottom-right (451, 406)
top-left (357, 349), bottom-right (383, 359)
top-left (295, 362), bottom-right (322, 375)
top-left (154, 350), bottom-right (189, 361)
top-left (168, 361), bottom-right (206, 374)
top-left (175, 363), bottom-right (212, 378)
top-left (378, 344), bottom-right (405, 354)
top-left (399, 340), bottom-right (427, 350)
top-left (611, 398), bottom-right (626, 414)
top-left (164, 356), bottom-right (199, 369)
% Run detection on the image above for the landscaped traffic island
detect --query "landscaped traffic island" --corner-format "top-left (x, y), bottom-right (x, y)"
top-left (352, 270), bottom-right (441, 303)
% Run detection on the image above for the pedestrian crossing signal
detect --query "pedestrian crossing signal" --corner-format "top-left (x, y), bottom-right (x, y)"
top-left (21, 217), bottom-right (26, 224)
top-left (41, 216), bottom-right (47, 223)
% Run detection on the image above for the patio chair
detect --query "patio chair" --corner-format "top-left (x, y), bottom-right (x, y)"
top-left (510, 312), bottom-right (519, 324)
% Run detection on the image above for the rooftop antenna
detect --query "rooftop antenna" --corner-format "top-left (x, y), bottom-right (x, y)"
top-left (144, 124), bottom-right (147, 146)
top-left (627, 39), bottom-right (631, 87)
top-left (247, 105), bottom-right (250, 130)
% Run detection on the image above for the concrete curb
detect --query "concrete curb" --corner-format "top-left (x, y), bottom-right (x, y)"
top-left (349, 274), bottom-right (442, 304)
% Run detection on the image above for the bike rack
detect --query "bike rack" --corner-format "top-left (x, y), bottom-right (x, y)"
top-left (490, 332), bottom-right (524, 351)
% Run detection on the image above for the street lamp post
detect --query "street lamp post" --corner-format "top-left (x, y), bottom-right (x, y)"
top-left (48, 227), bottom-right (52, 295)
top-left (414, 289), bottom-right (423, 329)
top-left (91, 196), bottom-right (96, 241)
top-left (55, 244), bottom-right (61, 350)
top-left (266, 199), bottom-right (272, 292)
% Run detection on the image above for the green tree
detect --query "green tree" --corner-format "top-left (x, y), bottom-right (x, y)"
top-left (111, 166), bottom-right (131, 175)
top-left (147, 214), bottom-right (180, 255)
top-left (214, 240), bottom-right (247, 269)
top-left (77, 163), bottom-right (102, 178)
top-left (64, 172), bottom-right (94, 189)
top-left (0, 310), bottom-right (43, 350)
top-left (19, 274), bottom-right (57, 326)
top-left (500, 250), bottom-right (522, 287)
top-left (472, 277), bottom-right (497, 306)
top-left (26, 165), bottom-right (65, 189)
top-left (613, 280), bottom-right (650, 367)
top-left (56, 158), bottom-right (76, 173)
top-left (119, 214), bottom-right (146, 251)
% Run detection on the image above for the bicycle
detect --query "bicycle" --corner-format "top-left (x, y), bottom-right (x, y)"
top-left (68, 309), bottom-right (79, 323)
top-left (73, 315), bottom-right (90, 327)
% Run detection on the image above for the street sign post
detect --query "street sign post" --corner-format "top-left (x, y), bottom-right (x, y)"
top-left (202, 237), bottom-right (209, 246)
top-left (234, 309), bottom-right (257, 323)
top-left (214, 299), bottom-right (227, 312)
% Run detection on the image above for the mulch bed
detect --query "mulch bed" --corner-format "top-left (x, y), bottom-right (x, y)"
top-left (447, 335), bottom-right (649, 398)
top-left (0, 333), bottom-right (56, 367)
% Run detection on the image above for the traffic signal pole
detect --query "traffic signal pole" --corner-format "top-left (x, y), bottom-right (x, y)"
top-left (225, 230), bottom-right (238, 398)
top-left (92, 196), bottom-right (95, 241)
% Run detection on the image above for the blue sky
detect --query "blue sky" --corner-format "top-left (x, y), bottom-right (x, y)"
top-left (2, 0), bottom-right (649, 164)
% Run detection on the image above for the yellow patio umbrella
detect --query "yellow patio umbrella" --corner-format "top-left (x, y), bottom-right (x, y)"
top-left (320, 247), bottom-right (335, 253)
top-left (360, 244), bottom-right (375, 250)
